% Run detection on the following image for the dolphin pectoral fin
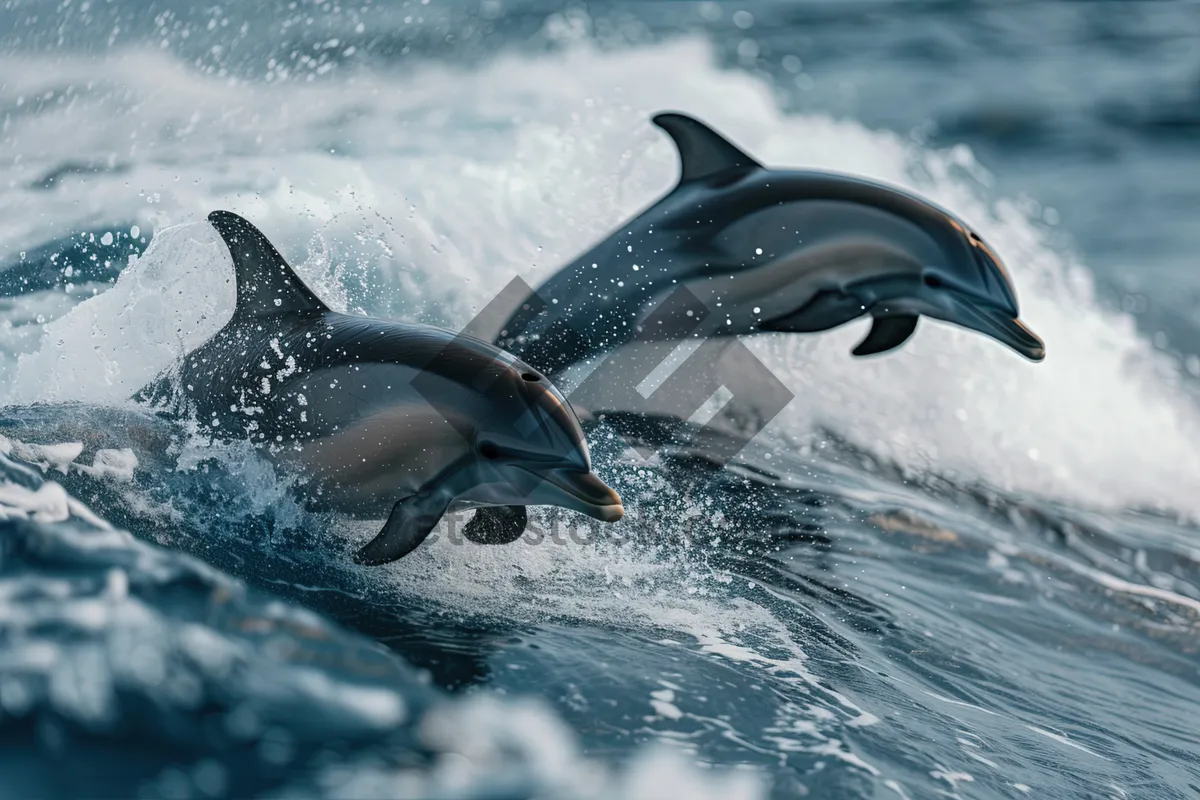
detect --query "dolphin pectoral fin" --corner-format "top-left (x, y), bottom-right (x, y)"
top-left (652, 112), bottom-right (763, 185)
top-left (353, 491), bottom-right (453, 565)
top-left (463, 505), bottom-right (528, 545)
top-left (852, 314), bottom-right (919, 357)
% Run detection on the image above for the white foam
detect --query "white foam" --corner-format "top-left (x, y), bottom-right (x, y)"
top-left (7, 439), bottom-right (83, 474)
top-left (4, 223), bottom-right (232, 404)
top-left (76, 448), bottom-right (139, 482)
top-left (333, 506), bottom-right (881, 757)
top-left (1, 39), bottom-right (1195, 515)
top-left (0, 434), bottom-right (138, 483)
top-left (410, 695), bottom-right (764, 800)
top-left (0, 480), bottom-right (73, 523)
top-left (4, 35), bottom-right (1187, 784)
top-left (0, 470), bottom-right (113, 530)
top-left (1, 50), bottom-right (1193, 785)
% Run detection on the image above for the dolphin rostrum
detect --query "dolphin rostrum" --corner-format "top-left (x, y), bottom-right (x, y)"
top-left (136, 211), bottom-right (623, 565)
top-left (494, 111), bottom-right (1045, 378)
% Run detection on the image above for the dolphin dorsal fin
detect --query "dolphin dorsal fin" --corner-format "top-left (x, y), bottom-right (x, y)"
top-left (652, 112), bottom-right (763, 185)
top-left (208, 210), bottom-right (329, 320)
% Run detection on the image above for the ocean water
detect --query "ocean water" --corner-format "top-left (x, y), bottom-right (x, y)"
top-left (2, 2), bottom-right (1200, 797)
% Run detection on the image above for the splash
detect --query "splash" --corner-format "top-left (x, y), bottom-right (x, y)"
top-left (2, 38), bottom-right (1197, 516)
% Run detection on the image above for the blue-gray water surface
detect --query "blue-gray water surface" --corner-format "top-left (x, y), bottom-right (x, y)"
top-left (2, 2), bottom-right (1200, 798)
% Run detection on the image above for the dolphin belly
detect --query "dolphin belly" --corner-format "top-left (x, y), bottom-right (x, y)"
top-left (679, 236), bottom-right (920, 334)
top-left (278, 402), bottom-right (471, 516)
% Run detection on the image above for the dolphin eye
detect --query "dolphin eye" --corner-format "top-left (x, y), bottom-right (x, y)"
top-left (923, 273), bottom-right (943, 288)
top-left (521, 372), bottom-right (541, 382)
top-left (479, 442), bottom-right (500, 460)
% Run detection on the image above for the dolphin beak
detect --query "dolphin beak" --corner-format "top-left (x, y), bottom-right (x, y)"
top-left (518, 467), bottom-right (625, 522)
top-left (945, 298), bottom-right (1046, 362)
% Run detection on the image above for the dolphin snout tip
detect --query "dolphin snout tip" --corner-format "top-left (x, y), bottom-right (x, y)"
top-left (533, 467), bottom-right (625, 523)
top-left (578, 478), bottom-right (623, 523)
top-left (1008, 317), bottom-right (1045, 362)
top-left (1000, 332), bottom-right (1045, 363)
top-left (1023, 344), bottom-right (1046, 362)
top-left (948, 300), bottom-right (1046, 363)
top-left (595, 502), bottom-right (624, 523)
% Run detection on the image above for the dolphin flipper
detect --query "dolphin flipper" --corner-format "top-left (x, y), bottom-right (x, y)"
top-left (852, 314), bottom-right (919, 357)
top-left (354, 489), bottom-right (455, 565)
top-left (653, 112), bottom-right (763, 184)
top-left (463, 505), bottom-right (528, 545)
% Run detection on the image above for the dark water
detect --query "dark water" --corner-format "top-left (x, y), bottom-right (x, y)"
top-left (2, 2), bottom-right (1200, 798)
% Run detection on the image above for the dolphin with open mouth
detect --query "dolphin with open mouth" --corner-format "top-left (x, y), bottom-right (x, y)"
top-left (136, 211), bottom-right (622, 565)
top-left (495, 111), bottom-right (1045, 377)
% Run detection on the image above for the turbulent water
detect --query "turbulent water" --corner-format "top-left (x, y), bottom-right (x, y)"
top-left (3, 2), bottom-right (1200, 797)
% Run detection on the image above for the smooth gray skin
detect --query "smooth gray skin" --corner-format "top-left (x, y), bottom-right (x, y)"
top-left (495, 112), bottom-right (1045, 378)
top-left (136, 211), bottom-right (622, 565)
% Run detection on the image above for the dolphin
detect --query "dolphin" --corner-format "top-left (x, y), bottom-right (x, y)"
top-left (494, 111), bottom-right (1045, 378)
top-left (135, 211), bottom-right (623, 565)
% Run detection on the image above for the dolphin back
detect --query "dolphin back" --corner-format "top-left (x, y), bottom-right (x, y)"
top-left (133, 211), bottom-right (332, 407)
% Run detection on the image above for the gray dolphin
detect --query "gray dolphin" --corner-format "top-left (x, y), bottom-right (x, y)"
top-left (495, 112), bottom-right (1044, 377)
top-left (136, 211), bottom-right (623, 565)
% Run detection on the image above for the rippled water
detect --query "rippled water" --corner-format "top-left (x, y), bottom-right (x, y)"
top-left (2, 2), bottom-right (1200, 798)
